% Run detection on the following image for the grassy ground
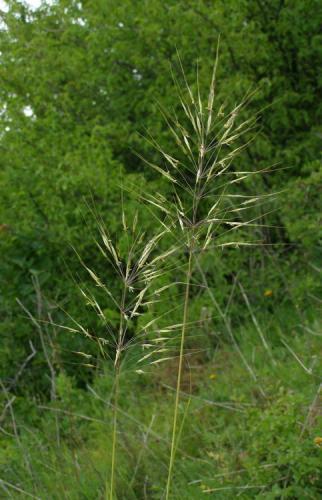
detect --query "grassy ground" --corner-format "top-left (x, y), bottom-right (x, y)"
top-left (1, 312), bottom-right (321, 499)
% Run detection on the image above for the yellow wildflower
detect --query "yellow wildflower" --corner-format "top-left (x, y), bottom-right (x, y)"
top-left (314, 437), bottom-right (322, 448)
top-left (209, 373), bottom-right (217, 380)
top-left (264, 289), bottom-right (273, 297)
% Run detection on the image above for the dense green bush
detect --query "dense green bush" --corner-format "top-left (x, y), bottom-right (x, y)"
top-left (0, 318), bottom-right (320, 498)
top-left (0, 0), bottom-right (321, 391)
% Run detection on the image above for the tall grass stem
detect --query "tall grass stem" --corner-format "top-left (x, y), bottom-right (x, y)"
top-left (166, 245), bottom-right (193, 499)
top-left (108, 364), bottom-right (120, 500)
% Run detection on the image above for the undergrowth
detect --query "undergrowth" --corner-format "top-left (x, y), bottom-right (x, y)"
top-left (1, 311), bottom-right (321, 499)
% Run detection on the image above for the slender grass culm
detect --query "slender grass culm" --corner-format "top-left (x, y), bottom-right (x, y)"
top-left (139, 48), bottom-right (270, 498)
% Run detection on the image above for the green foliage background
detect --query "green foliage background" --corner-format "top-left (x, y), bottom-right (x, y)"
top-left (0, 1), bottom-right (321, 497)
top-left (1, 0), bottom-right (320, 389)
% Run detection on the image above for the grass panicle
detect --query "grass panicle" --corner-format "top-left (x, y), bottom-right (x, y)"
top-left (73, 211), bottom-right (169, 499)
top-left (70, 51), bottom-right (277, 499)
top-left (138, 51), bottom-right (275, 498)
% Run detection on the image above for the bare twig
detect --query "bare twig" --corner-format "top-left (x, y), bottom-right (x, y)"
top-left (6, 341), bottom-right (36, 392)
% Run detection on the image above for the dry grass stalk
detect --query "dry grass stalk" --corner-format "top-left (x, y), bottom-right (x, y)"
top-left (74, 211), bottom-right (168, 499)
top-left (138, 49), bottom-right (272, 497)
top-left (71, 46), bottom-right (274, 497)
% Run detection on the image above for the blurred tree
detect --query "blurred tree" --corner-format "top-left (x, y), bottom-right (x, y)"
top-left (0, 0), bottom-right (320, 393)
